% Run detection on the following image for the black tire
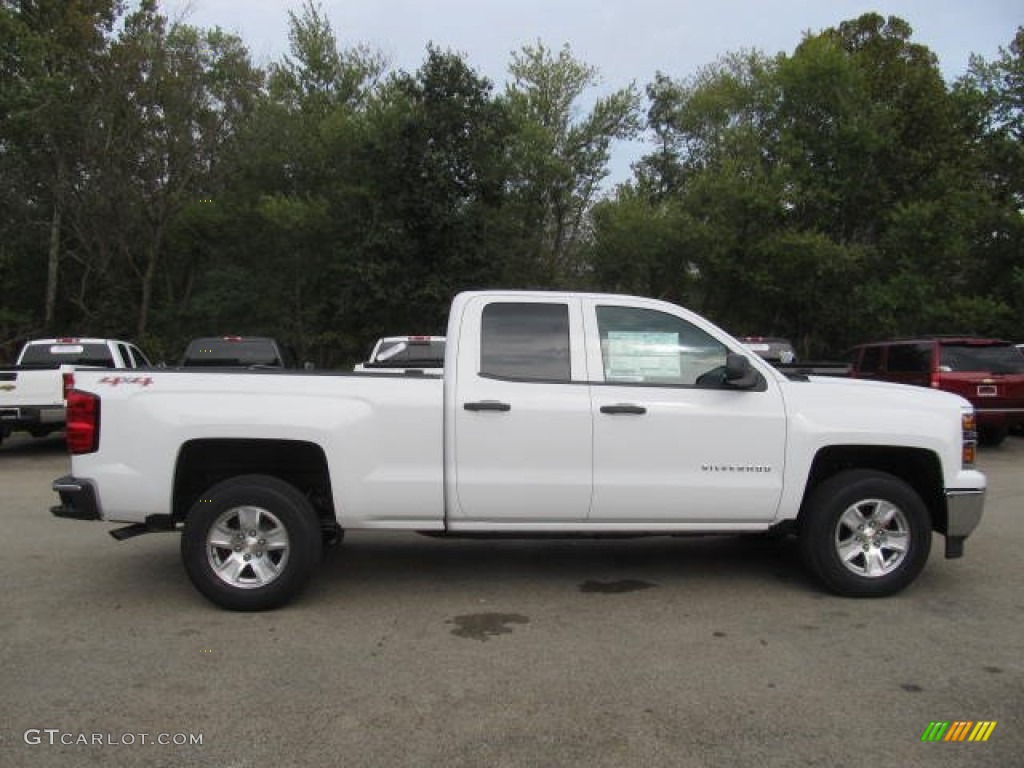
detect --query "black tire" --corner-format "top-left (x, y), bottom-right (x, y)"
top-left (799, 470), bottom-right (932, 597)
top-left (181, 474), bottom-right (322, 611)
top-left (979, 425), bottom-right (1008, 447)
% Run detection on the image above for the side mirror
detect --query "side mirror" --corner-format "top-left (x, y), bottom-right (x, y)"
top-left (725, 353), bottom-right (759, 389)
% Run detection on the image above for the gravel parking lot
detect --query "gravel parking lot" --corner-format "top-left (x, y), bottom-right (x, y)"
top-left (1, 434), bottom-right (1021, 767)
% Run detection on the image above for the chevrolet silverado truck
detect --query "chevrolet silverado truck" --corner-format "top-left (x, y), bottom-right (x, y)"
top-left (0, 338), bottom-right (150, 448)
top-left (50, 291), bottom-right (986, 610)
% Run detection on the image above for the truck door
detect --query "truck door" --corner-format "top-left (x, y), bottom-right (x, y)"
top-left (449, 297), bottom-right (592, 524)
top-left (584, 300), bottom-right (786, 523)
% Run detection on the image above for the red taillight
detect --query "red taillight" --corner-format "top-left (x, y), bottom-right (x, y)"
top-left (66, 389), bottom-right (100, 454)
top-left (62, 371), bottom-right (75, 400)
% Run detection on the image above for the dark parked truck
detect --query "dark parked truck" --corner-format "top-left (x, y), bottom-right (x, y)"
top-left (849, 337), bottom-right (1024, 445)
top-left (51, 291), bottom-right (985, 610)
top-left (180, 336), bottom-right (295, 368)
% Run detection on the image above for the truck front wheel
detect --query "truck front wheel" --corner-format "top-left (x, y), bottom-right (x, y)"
top-left (799, 470), bottom-right (932, 597)
top-left (181, 475), bottom-right (322, 610)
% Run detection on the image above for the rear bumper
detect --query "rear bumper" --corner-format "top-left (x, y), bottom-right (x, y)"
top-left (50, 475), bottom-right (101, 521)
top-left (1, 405), bottom-right (65, 427)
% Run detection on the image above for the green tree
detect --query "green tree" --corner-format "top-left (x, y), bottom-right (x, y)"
top-left (504, 42), bottom-right (641, 284)
top-left (0, 0), bottom-right (122, 336)
top-left (345, 46), bottom-right (513, 336)
top-left (957, 27), bottom-right (1024, 328)
top-left (203, 0), bottom-right (387, 365)
top-left (605, 13), bottom-right (1006, 355)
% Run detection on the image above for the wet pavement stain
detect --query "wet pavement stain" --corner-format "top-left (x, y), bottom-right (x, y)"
top-left (578, 579), bottom-right (656, 594)
top-left (447, 613), bottom-right (529, 642)
top-left (900, 684), bottom-right (924, 693)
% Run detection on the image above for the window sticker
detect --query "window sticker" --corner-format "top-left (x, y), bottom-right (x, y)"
top-left (49, 345), bottom-right (85, 355)
top-left (605, 332), bottom-right (680, 381)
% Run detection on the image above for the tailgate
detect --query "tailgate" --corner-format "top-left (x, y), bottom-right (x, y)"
top-left (940, 373), bottom-right (1024, 415)
top-left (0, 369), bottom-right (65, 409)
top-left (938, 341), bottom-right (1024, 420)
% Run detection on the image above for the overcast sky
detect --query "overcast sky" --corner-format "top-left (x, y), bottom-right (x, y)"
top-left (159, 0), bottom-right (1022, 184)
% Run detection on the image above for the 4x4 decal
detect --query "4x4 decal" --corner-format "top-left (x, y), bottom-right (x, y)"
top-left (98, 376), bottom-right (154, 387)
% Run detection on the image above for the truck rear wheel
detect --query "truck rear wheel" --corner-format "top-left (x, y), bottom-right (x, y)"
top-left (799, 470), bottom-right (931, 597)
top-left (181, 474), bottom-right (322, 610)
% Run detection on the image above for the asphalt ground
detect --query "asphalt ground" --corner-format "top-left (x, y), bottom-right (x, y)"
top-left (0, 433), bottom-right (1021, 767)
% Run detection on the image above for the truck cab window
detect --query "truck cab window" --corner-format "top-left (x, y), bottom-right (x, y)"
top-left (480, 303), bottom-right (570, 382)
top-left (596, 305), bottom-right (727, 386)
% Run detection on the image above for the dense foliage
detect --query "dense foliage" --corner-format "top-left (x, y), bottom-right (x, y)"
top-left (1, 3), bottom-right (1020, 364)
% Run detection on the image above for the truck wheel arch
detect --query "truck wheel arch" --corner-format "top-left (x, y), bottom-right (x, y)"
top-left (799, 445), bottom-right (945, 532)
top-left (173, 439), bottom-right (336, 534)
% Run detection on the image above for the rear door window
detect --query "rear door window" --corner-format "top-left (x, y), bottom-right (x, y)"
top-left (480, 303), bottom-right (570, 382)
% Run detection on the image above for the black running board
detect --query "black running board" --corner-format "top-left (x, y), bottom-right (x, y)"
top-left (109, 515), bottom-right (177, 541)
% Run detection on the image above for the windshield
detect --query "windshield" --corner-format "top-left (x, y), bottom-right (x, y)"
top-left (939, 343), bottom-right (1024, 374)
top-left (18, 343), bottom-right (116, 368)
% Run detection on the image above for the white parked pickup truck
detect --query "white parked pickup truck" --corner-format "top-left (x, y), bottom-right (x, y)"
top-left (0, 338), bottom-right (151, 447)
top-left (50, 291), bottom-right (986, 610)
top-left (353, 335), bottom-right (445, 375)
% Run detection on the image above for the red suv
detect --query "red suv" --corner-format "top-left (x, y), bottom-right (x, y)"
top-left (849, 337), bottom-right (1024, 445)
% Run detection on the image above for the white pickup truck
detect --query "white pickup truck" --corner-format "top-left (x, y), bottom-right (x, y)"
top-left (50, 291), bottom-right (986, 610)
top-left (0, 338), bottom-right (151, 447)
top-left (352, 335), bottom-right (445, 375)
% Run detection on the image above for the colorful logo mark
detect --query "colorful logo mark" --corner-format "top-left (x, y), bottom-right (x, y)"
top-left (921, 721), bottom-right (997, 742)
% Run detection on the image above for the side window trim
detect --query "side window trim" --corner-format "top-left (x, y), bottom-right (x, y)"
top-left (115, 342), bottom-right (133, 369)
top-left (130, 344), bottom-right (151, 367)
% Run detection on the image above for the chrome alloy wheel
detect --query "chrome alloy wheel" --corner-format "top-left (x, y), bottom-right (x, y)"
top-left (833, 498), bottom-right (910, 578)
top-left (206, 505), bottom-right (290, 589)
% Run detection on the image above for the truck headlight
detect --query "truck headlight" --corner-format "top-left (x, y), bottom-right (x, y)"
top-left (962, 411), bottom-right (977, 467)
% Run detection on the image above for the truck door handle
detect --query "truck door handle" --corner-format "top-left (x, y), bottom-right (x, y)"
top-left (463, 400), bottom-right (511, 412)
top-left (600, 404), bottom-right (646, 415)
